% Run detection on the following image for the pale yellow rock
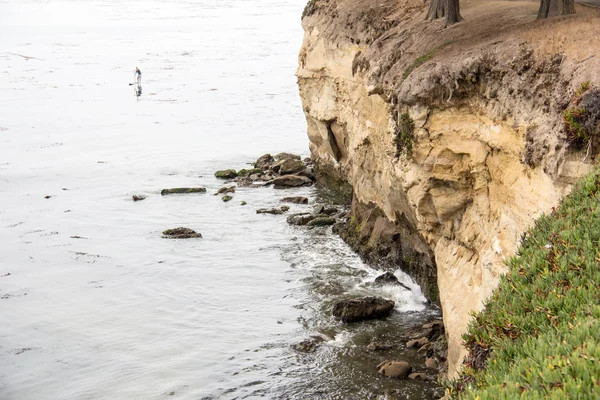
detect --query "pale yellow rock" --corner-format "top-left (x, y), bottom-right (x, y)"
top-left (297, 7), bottom-right (597, 379)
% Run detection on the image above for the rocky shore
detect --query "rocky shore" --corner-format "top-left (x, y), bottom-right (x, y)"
top-left (145, 151), bottom-right (449, 396)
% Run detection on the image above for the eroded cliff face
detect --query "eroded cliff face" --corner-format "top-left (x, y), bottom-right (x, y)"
top-left (297, 0), bottom-right (600, 377)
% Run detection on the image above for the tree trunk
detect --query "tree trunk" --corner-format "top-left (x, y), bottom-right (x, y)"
top-left (426, 0), bottom-right (445, 21)
top-left (444, 0), bottom-right (463, 27)
top-left (538, 0), bottom-right (575, 18)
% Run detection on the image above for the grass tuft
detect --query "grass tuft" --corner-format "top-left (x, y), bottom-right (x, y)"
top-left (395, 113), bottom-right (414, 158)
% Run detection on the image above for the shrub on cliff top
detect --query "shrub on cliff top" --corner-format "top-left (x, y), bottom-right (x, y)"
top-left (302, 0), bottom-right (318, 18)
top-left (563, 82), bottom-right (600, 151)
top-left (450, 168), bottom-right (600, 399)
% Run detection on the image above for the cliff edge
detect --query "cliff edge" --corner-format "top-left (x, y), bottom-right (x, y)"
top-left (297, 0), bottom-right (600, 377)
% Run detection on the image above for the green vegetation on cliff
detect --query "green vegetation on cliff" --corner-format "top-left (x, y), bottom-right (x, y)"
top-left (452, 168), bottom-right (600, 399)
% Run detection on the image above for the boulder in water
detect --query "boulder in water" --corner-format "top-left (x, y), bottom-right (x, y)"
top-left (222, 195), bottom-right (233, 202)
top-left (214, 169), bottom-right (237, 179)
top-left (286, 213), bottom-right (315, 226)
top-left (307, 217), bottom-right (336, 227)
top-left (278, 158), bottom-right (305, 175)
top-left (407, 337), bottom-right (429, 349)
top-left (237, 168), bottom-right (264, 177)
top-left (408, 372), bottom-right (432, 381)
top-left (377, 361), bottom-right (412, 378)
top-left (162, 227), bottom-right (202, 239)
top-left (254, 154), bottom-right (275, 170)
top-left (132, 195), bottom-right (147, 201)
top-left (272, 175), bottom-right (313, 188)
top-left (332, 296), bottom-right (394, 323)
top-left (256, 206), bottom-right (289, 215)
top-left (275, 152), bottom-right (301, 161)
top-left (425, 358), bottom-right (438, 369)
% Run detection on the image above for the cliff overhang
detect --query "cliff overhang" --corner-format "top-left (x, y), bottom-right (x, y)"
top-left (297, 0), bottom-right (600, 377)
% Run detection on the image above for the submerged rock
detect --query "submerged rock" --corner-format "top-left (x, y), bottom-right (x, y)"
top-left (377, 361), bottom-right (412, 379)
top-left (132, 195), bottom-right (147, 201)
top-left (281, 196), bottom-right (309, 204)
top-left (332, 296), bottom-right (395, 323)
top-left (408, 372), bottom-right (432, 381)
top-left (407, 337), bottom-right (429, 349)
top-left (292, 335), bottom-right (326, 353)
top-left (272, 175), bottom-right (313, 188)
top-left (214, 169), bottom-right (237, 179)
top-left (162, 227), bottom-right (202, 239)
top-left (425, 358), bottom-right (438, 369)
top-left (215, 186), bottom-right (235, 195)
top-left (374, 272), bottom-right (411, 290)
top-left (161, 187), bottom-right (207, 195)
top-left (307, 217), bottom-right (336, 227)
top-left (366, 342), bottom-right (394, 352)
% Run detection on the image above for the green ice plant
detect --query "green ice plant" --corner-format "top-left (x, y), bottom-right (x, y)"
top-left (451, 168), bottom-right (600, 399)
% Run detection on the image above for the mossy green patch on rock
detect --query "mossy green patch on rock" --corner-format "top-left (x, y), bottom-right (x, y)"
top-left (237, 168), bottom-right (264, 177)
top-left (222, 195), bottom-right (233, 202)
top-left (394, 113), bottom-right (414, 158)
top-left (214, 169), bottom-right (237, 179)
top-left (452, 168), bottom-right (600, 399)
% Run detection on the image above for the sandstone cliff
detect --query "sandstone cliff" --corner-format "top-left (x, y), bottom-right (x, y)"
top-left (297, 0), bottom-right (600, 377)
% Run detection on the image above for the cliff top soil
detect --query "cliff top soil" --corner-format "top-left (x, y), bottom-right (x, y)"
top-left (303, 0), bottom-right (600, 97)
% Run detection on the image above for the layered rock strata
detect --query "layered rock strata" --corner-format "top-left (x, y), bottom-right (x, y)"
top-left (297, 0), bottom-right (600, 377)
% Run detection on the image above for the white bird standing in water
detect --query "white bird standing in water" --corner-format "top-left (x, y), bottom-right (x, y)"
top-left (134, 67), bottom-right (142, 84)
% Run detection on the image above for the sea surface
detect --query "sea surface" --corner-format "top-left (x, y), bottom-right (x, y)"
top-left (0, 1), bottom-right (439, 399)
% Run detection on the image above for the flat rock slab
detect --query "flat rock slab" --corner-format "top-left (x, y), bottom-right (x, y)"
top-left (307, 217), bottom-right (336, 227)
top-left (281, 196), bottom-right (309, 204)
top-left (215, 186), bottom-right (235, 195)
top-left (377, 361), bottom-right (412, 378)
top-left (162, 227), bottom-right (202, 239)
top-left (286, 213), bottom-right (315, 226)
top-left (272, 175), bottom-right (313, 188)
top-left (257, 206), bottom-right (289, 215)
top-left (332, 296), bottom-right (395, 323)
top-left (161, 187), bottom-right (207, 195)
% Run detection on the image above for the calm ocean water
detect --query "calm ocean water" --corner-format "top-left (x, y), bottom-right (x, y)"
top-left (0, 1), bottom-right (436, 399)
